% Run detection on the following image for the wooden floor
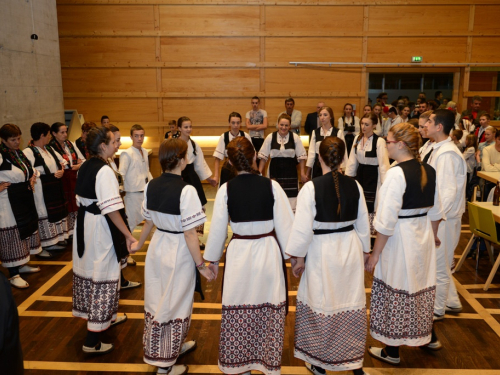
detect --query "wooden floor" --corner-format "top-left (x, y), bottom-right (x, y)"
top-left (5, 185), bottom-right (500, 375)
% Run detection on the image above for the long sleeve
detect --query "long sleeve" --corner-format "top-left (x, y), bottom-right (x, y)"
top-left (482, 147), bottom-right (500, 172)
top-left (257, 134), bottom-right (273, 161)
top-left (377, 138), bottom-right (391, 183)
top-left (285, 182), bottom-right (315, 258)
top-left (306, 130), bottom-right (317, 168)
top-left (291, 110), bottom-right (302, 130)
top-left (374, 168), bottom-right (404, 236)
top-left (354, 181), bottom-right (371, 253)
top-left (203, 184), bottom-right (230, 262)
top-left (294, 133), bottom-right (307, 160)
top-left (193, 143), bottom-right (212, 181)
top-left (345, 136), bottom-right (359, 177)
top-left (428, 179), bottom-right (444, 222)
top-left (72, 141), bottom-right (85, 160)
top-left (118, 151), bottom-right (130, 179)
top-left (435, 153), bottom-right (462, 218)
top-left (271, 180), bottom-right (294, 259)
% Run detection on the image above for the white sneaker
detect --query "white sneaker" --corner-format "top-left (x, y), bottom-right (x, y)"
top-left (9, 275), bottom-right (29, 289)
top-left (368, 346), bottom-right (400, 365)
top-left (18, 265), bottom-right (41, 274)
top-left (179, 340), bottom-right (197, 356)
top-left (82, 342), bottom-right (114, 354)
top-left (157, 365), bottom-right (188, 375)
top-left (424, 340), bottom-right (443, 351)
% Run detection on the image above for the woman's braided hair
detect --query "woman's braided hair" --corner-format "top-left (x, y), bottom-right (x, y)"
top-left (158, 138), bottom-right (188, 172)
top-left (319, 136), bottom-right (346, 215)
top-left (226, 136), bottom-right (259, 175)
top-left (389, 122), bottom-right (427, 190)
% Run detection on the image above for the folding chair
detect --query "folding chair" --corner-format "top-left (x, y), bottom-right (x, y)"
top-left (455, 202), bottom-right (500, 291)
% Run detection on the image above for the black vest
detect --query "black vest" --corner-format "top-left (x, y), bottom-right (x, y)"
top-left (314, 126), bottom-right (339, 147)
top-left (397, 159), bottom-right (436, 209)
top-left (355, 133), bottom-right (379, 158)
top-left (312, 173), bottom-right (359, 222)
top-left (271, 131), bottom-right (295, 151)
top-left (227, 174), bottom-right (274, 222)
top-left (224, 130), bottom-right (244, 149)
top-left (147, 173), bottom-right (188, 215)
top-left (75, 158), bottom-right (108, 198)
top-left (28, 146), bottom-right (62, 175)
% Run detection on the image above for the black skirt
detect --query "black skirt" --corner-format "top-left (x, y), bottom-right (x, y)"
top-left (40, 174), bottom-right (68, 223)
top-left (269, 157), bottom-right (299, 198)
top-left (7, 181), bottom-right (39, 240)
top-left (356, 163), bottom-right (378, 213)
top-left (181, 163), bottom-right (207, 206)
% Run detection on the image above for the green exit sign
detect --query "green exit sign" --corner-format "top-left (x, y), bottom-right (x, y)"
top-left (412, 56), bottom-right (423, 63)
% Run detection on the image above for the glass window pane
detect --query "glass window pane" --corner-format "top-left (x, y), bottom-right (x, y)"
top-left (369, 74), bottom-right (383, 90)
top-left (400, 74), bottom-right (421, 90)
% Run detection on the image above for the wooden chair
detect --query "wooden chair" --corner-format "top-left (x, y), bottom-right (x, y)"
top-left (455, 202), bottom-right (499, 291)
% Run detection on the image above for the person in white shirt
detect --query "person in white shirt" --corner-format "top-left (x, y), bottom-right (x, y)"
top-left (338, 103), bottom-right (360, 157)
top-left (381, 107), bottom-right (402, 138)
top-left (425, 109), bottom-right (467, 320)
top-left (259, 113), bottom-right (308, 211)
top-left (213, 112), bottom-right (253, 187)
top-left (481, 132), bottom-right (500, 172)
top-left (418, 111), bottom-right (433, 162)
top-left (275, 97), bottom-right (302, 135)
top-left (245, 96), bottom-right (268, 155)
top-left (119, 124), bottom-right (153, 231)
top-left (306, 106), bottom-right (345, 179)
top-left (463, 134), bottom-right (478, 184)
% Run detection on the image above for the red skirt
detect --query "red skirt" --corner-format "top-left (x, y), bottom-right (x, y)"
top-left (62, 169), bottom-right (78, 213)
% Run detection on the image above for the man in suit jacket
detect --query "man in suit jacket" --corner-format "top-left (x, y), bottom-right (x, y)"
top-left (304, 101), bottom-right (325, 140)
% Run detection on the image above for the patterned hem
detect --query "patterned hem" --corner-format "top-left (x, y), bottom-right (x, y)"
top-left (219, 301), bottom-right (286, 372)
top-left (370, 277), bottom-right (435, 341)
top-left (72, 273), bottom-right (119, 328)
top-left (65, 212), bottom-right (76, 234)
top-left (294, 301), bottom-right (366, 368)
top-left (38, 217), bottom-right (67, 247)
top-left (143, 311), bottom-right (191, 365)
top-left (0, 226), bottom-right (40, 266)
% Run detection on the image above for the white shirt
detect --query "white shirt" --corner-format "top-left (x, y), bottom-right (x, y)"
top-left (463, 147), bottom-right (477, 174)
top-left (337, 116), bottom-right (360, 136)
top-left (306, 127), bottom-right (345, 169)
top-left (419, 140), bottom-right (434, 159)
top-left (427, 138), bottom-right (467, 219)
top-left (186, 139), bottom-right (212, 181)
top-left (119, 146), bottom-right (153, 192)
top-left (381, 116), bottom-right (403, 137)
top-left (275, 109), bottom-right (302, 131)
top-left (482, 144), bottom-right (500, 172)
top-left (213, 131), bottom-right (253, 160)
top-left (246, 109), bottom-right (268, 138)
top-left (258, 132), bottom-right (307, 161)
top-left (23, 146), bottom-right (67, 175)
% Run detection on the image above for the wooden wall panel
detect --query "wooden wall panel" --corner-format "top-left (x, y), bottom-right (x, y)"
top-left (265, 37), bottom-right (363, 62)
top-left (473, 6), bottom-right (500, 34)
top-left (59, 37), bottom-right (156, 65)
top-left (368, 5), bottom-right (469, 35)
top-left (161, 37), bottom-right (260, 62)
top-left (159, 6), bottom-right (260, 35)
top-left (64, 98), bottom-right (158, 122)
top-left (265, 68), bottom-right (362, 92)
top-left (62, 69), bottom-right (157, 92)
top-left (57, 5), bottom-right (154, 34)
top-left (470, 37), bottom-right (500, 62)
top-left (161, 69), bottom-right (260, 93)
top-left (367, 37), bottom-right (468, 63)
top-left (264, 6), bottom-right (364, 35)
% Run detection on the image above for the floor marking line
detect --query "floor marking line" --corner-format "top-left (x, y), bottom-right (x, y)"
top-left (471, 294), bottom-right (500, 299)
top-left (26, 261), bottom-right (71, 266)
top-left (463, 284), bottom-right (500, 289)
top-left (19, 311), bottom-right (224, 320)
top-left (17, 263), bottom-right (73, 315)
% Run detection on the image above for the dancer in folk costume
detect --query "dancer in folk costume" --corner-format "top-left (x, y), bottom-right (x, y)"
top-left (365, 123), bottom-right (444, 365)
top-left (24, 122), bottom-right (69, 258)
top-left (48, 122), bottom-right (85, 235)
top-left (424, 110), bottom-right (467, 320)
top-left (345, 113), bottom-right (390, 235)
top-left (105, 124), bottom-right (141, 288)
top-left (286, 136), bottom-right (370, 375)
top-left (119, 124), bottom-right (153, 230)
top-left (177, 116), bottom-right (217, 241)
top-left (213, 112), bottom-right (253, 188)
top-left (0, 124), bottom-right (42, 288)
top-left (306, 106), bottom-right (345, 180)
top-left (258, 113), bottom-right (308, 212)
top-left (205, 136), bottom-right (294, 375)
top-left (131, 138), bottom-right (214, 375)
top-left (164, 119), bottom-right (181, 139)
top-left (75, 122), bottom-right (97, 159)
top-left (72, 126), bottom-right (137, 354)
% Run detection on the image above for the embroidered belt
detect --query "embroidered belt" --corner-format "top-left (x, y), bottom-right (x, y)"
top-left (313, 224), bottom-right (354, 235)
top-left (231, 229), bottom-right (276, 240)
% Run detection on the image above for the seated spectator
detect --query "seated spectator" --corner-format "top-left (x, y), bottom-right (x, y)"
top-left (477, 125), bottom-right (496, 164)
top-left (482, 131), bottom-right (500, 172)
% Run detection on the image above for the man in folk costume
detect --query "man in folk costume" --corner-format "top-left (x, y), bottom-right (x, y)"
top-left (119, 124), bottom-right (153, 231)
top-left (424, 109), bottom-right (467, 320)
